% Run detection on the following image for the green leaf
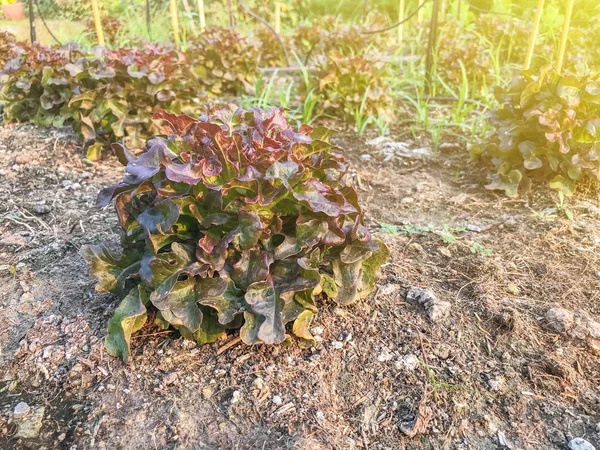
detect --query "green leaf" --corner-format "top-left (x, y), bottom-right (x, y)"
top-left (320, 273), bottom-right (338, 299)
top-left (105, 287), bottom-right (148, 363)
top-left (242, 280), bottom-right (285, 345)
top-left (150, 275), bottom-right (203, 332)
top-left (177, 307), bottom-right (225, 344)
top-left (80, 244), bottom-right (141, 295)
top-left (195, 278), bottom-right (246, 325)
top-left (292, 310), bottom-right (316, 347)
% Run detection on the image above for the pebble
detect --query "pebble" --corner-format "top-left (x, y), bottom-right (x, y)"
top-left (16, 406), bottom-right (45, 439)
top-left (406, 287), bottom-right (451, 322)
top-left (568, 438), bottom-right (596, 450)
top-left (0, 169), bottom-right (7, 176)
top-left (33, 203), bottom-right (52, 215)
top-left (15, 154), bottom-right (32, 165)
top-left (545, 308), bottom-right (574, 333)
top-left (14, 401), bottom-right (30, 419)
top-left (272, 395), bottom-right (283, 406)
top-left (230, 390), bottom-right (241, 404)
top-left (310, 326), bottom-right (324, 336)
top-left (377, 348), bottom-right (394, 362)
top-left (395, 354), bottom-right (419, 372)
top-left (331, 340), bottom-right (343, 350)
top-left (378, 283), bottom-right (401, 296)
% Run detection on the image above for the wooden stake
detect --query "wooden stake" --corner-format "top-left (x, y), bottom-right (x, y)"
top-left (275, 2), bottom-right (281, 34)
top-left (182, 0), bottom-right (198, 35)
top-left (418, 1), bottom-right (424, 22)
top-left (197, 0), bottom-right (206, 32)
top-left (556, 0), bottom-right (574, 74)
top-left (227, 0), bottom-right (234, 29)
top-left (170, 0), bottom-right (181, 45)
top-left (524, 0), bottom-right (544, 70)
top-left (440, 0), bottom-right (446, 19)
top-left (146, 0), bottom-right (152, 39)
top-left (28, 0), bottom-right (36, 43)
top-left (425, 0), bottom-right (440, 94)
top-left (91, 0), bottom-right (105, 46)
top-left (398, 0), bottom-right (405, 45)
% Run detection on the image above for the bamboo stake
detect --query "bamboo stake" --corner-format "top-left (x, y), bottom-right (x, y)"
top-left (397, 0), bottom-right (405, 45)
top-left (28, 0), bottom-right (36, 43)
top-left (197, 0), bottom-right (206, 32)
top-left (170, 0), bottom-right (181, 45)
top-left (275, 2), bottom-right (282, 34)
top-left (425, 0), bottom-right (441, 94)
top-left (556, 0), bottom-right (574, 74)
top-left (146, 0), bottom-right (152, 39)
top-left (418, 2), bottom-right (424, 22)
top-left (90, 0), bottom-right (105, 46)
top-left (182, 0), bottom-right (198, 35)
top-left (440, 0), bottom-right (446, 18)
top-left (524, 0), bottom-right (544, 70)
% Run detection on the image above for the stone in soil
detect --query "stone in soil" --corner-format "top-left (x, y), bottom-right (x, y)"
top-left (568, 438), bottom-right (596, 450)
top-left (406, 287), bottom-right (451, 322)
top-left (13, 401), bottom-right (30, 418)
top-left (545, 307), bottom-right (574, 333)
top-left (15, 406), bottom-right (45, 439)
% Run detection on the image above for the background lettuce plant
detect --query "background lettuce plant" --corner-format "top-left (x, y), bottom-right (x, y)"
top-left (471, 66), bottom-right (600, 197)
top-left (82, 105), bottom-right (389, 362)
top-left (314, 51), bottom-right (393, 124)
top-left (186, 27), bottom-right (261, 97)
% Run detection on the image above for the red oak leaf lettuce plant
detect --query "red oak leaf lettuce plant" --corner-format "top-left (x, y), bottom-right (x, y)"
top-left (470, 66), bottom-right (600, 197)
top-left (81, 105), bottom-right (389, 362)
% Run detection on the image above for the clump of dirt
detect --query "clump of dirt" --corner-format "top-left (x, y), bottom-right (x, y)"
top-left (1, 124), bottom-right (600, 449)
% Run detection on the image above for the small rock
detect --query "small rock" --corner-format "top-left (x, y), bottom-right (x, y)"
top-left (545, 307), bottom-right (574, 334)
top-left (61, 180), bottom-right (73, 189)
top-left (506, 283), bottom-right (520, 296)
top-left (315, 410), bottom-right (325, 424)
top-left (488, 376), bottom-right (504, 392)
top-left (0, 169), bottom-right (8, 176)
top-left (15, 154), bottom-right (32, 165)
top-left (360, 154), bottom-right (372, 161)
top-left (377, 348), bottom-right (394, 362)
top-left (439, 247), bottom-right (452, 258)
top-left (395, 354), bottom-right (419, 372)
top-left (58, 433), bottom-right (66, 441)
top-left (331, 340), bottom-right (343, 350)
top-left (252, 377), bottom-right (264, 391)
top-left (71, 182), bottom-right (82, 190)
top-left (568, 438), bottom-right (596, 450)
top-left (378, 283), bottom-right (401, 296)
top-left (428, 301), bottom-right (451, 321)
top-left (310, 326), bottom-right (324, 336)
top-left (466, 224), bottom-right (483, 232)
top-left (272, 395), bottom-right (283, 406)
top-left (408, 242), bottom-right (425, 254)
top-left (230, 390), bottom-right (241, 404)
top-left (571, 310), bottom-right (600, 340)
top-left (33, 203), bottom-right (52, 215)
top-left (164, 372), bottom-right (178, 385)
top-left (433, 344), bottom-right (451, 360)
top-left (16, 406), bottom-right (45, 439)
top-left (406, 287), bottom-right (450, 322)
top-left (14, 402), bottom-right (30, 419)
top-left (401, 197), bottom-right (415, 205)
top-left (202, 386), bottom-right (214, 399)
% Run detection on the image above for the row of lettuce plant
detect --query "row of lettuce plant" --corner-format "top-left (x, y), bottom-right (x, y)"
top-left (0, 28), bottom-right (261, 159)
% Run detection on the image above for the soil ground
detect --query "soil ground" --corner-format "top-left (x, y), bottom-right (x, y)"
top-left (1, 123), bottom-right (600, 449)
